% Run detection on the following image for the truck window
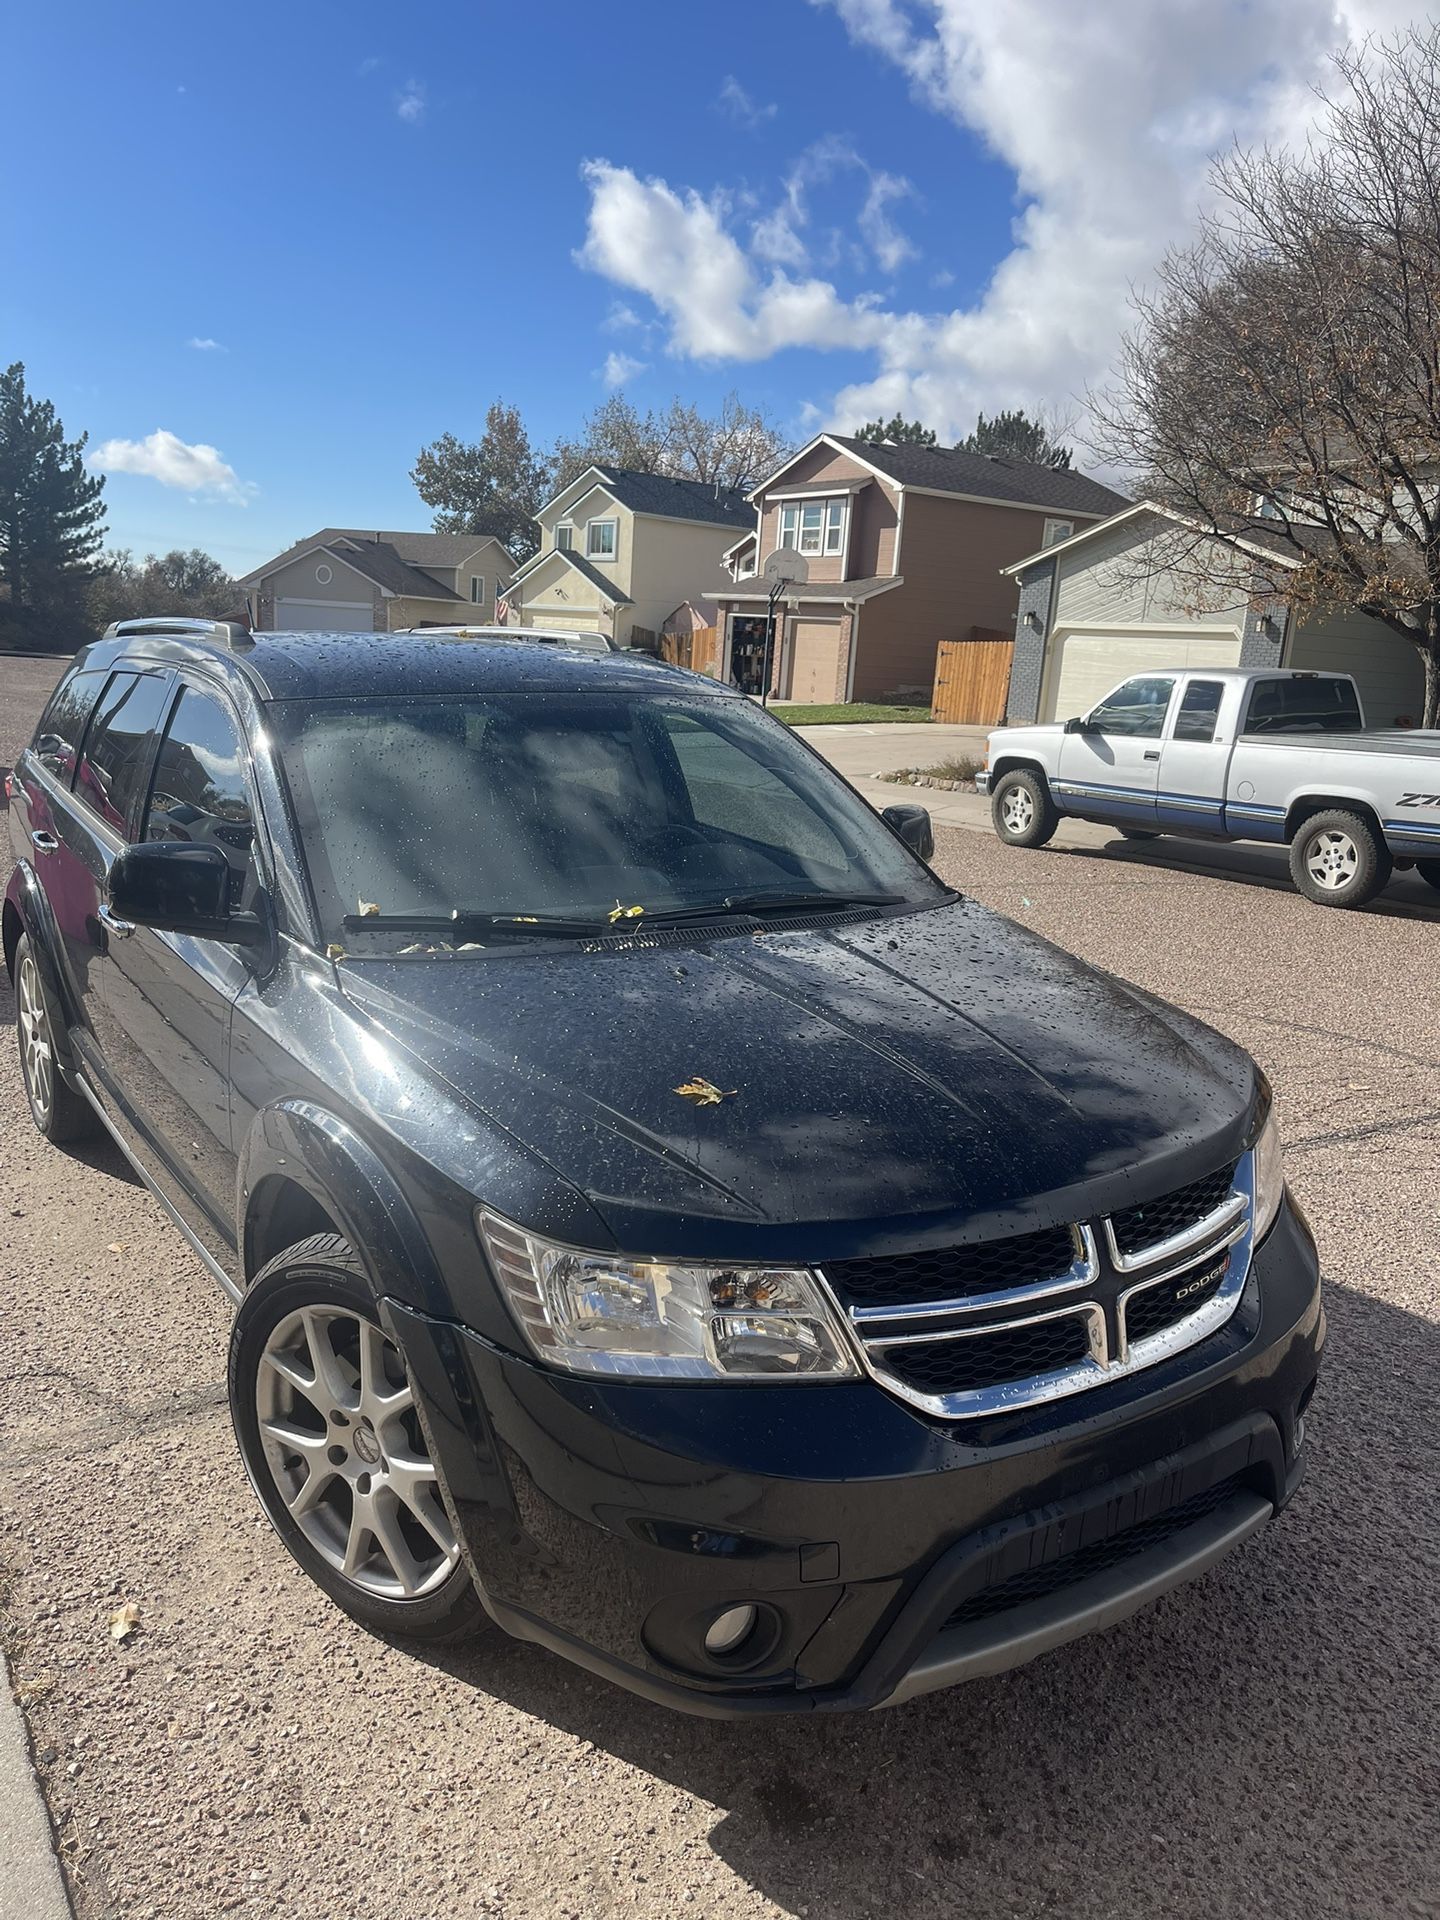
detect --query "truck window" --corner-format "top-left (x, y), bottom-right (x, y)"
top-left (1088, 676), bottom-right (1175, 739)
top-left (72, 671), bottom-right (173, 837)
top-left (1172, 679), bottom-right (1225, 743)
top-left (1243, 677), bottom-right (1362, 734)
top-left (143, 687), bottom-right (262, 912)
top-left (30, 667), bottom-right (109, 783)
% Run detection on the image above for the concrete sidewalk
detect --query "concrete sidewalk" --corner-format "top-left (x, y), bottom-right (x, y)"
top-left (0, 1659), bottom-right (72, 1918)
top-left (793, 721), bottom-right (987, 783)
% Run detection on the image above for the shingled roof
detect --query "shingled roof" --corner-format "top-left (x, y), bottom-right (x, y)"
top-left (571, 467), bottom-right (753, 529)
top-left (799, 436), bottom-right (1130, 518)
top-left (239, 527), bottom-right (510, 589)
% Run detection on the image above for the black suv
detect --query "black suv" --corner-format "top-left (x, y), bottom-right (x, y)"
top-left (4, 619), bottom-right (1324, 1715)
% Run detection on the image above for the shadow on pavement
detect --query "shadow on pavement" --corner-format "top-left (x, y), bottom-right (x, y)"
top-left (417, 1279), bottom-right (1435, 1919)
top-left (1077, 833), bottom-right (1440, 922)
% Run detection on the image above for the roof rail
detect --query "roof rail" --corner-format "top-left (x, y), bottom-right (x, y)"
top-left (105, 616), bottom-right (255, 649)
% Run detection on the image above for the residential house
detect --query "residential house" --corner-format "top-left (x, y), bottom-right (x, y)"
top-left (240, 529), bottom-right (515, 632)
top-left (1003, 502), bottom-right (1427, 727)
top-left (504, 467), bottom-right (752, 645)
top-left (709, 435), bottom-right (1129, 702)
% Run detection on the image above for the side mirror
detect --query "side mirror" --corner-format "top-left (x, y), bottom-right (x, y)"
top-left (881, 803), bottom-right (934, 861)
top-left (1063, 714), bottom-right (1091, 734)
top-left (107, 842), bottom-right (266, 946)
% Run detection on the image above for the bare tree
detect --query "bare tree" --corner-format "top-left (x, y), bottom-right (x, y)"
top-left (1094, 25), bottom-right (1440, 725)
top-left (554, 392), bottom-right (792, 493)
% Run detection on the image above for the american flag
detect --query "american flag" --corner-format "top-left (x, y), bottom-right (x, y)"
top-left (495, 589), bottom-right (511, 625)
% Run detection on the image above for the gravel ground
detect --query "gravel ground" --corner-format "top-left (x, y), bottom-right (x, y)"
top-left (1, 651), bottom-right (1437, 1920)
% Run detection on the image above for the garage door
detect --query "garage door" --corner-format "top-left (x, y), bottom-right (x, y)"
top-left (274, 598), bottom-right (373, 632)
top-left (787, 619), bottom-right (842, 704)
top-left (1045, 630), bottom-right (1242, 722)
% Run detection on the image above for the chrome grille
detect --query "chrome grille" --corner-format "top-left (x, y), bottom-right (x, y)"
top-left (825, 1154), bottom-right (1252, 1419)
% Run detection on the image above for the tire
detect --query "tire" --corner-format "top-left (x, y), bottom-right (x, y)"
top-left (1117, 828), bottom-right (1160, 842)
top-left (14, 934), bottom-right (96, 1143)
top-left (1417, 859), bottom-right (1440, 893)
top-left (991, 768), bottom-right (1059, 849)
top-left (229, 1234), bottom-right (489, 1643)
top-left (1288, 810), bottom-right (1392, 908)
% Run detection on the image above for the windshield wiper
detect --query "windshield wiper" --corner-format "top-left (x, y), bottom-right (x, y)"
top-left (635, 889), bottom-right (907, 926)
top-left (340, 910), bottom-right (612, 938)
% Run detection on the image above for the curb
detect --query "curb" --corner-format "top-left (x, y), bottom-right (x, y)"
top-left (0, 1656), bottom-right (74, 1919)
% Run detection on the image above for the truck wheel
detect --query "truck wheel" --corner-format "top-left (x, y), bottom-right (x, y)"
top-left (229, 1235), bottom-right (490, 1644)
top-left (991, 770), bottom-right (1058, 849)
top-left (1416, 859), bottom-right (1440, 893)
top-left (15, 935), bottom-right (96, 1144)
top-left (1288, 811), bottom-right (1392, 908)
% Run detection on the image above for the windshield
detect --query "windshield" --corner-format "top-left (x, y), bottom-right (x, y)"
top-left (271, 687), bottom-right (944, 946)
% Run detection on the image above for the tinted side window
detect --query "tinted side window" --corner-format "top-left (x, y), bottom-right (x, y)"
top-left (30, 668), bottom-right (109, 782)
top-left (73, 672), bottom-right (173, 836)
top-left (1173, 679), bottom-right (1225, 744)
top-left (143, 687), bottom-right (260, 910)
top-left (1089, 676), bottom-right (1176, 739)
top-left (1244, 677), bottom-right (1363, 734)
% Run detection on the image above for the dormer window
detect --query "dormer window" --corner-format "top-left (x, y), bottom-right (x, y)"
top-left (587, 518), bottom-right (618, 559)
top-left (556, 524), bottom-right (574, 551)
top-left (779, 497), bottom-right (846, 557)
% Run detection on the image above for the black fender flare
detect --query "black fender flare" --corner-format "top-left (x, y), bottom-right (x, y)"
top-left (236, 1099), bottom-right (450, 1317)
top-left (3, 859), bottom-right (84, 1083)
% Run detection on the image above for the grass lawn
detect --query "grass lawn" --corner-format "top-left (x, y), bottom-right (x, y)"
top-left (768, 703), bottom-right (932, 725)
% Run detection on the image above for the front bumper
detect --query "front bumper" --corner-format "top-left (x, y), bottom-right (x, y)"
top-left (386, 1195), bottom-right (1323, 1716)
top-left (974, 769), bottom-right (991, 795)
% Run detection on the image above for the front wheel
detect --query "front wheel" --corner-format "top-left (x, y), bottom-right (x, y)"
top-left (990, 769), bottom-right (1059, 849)
top-left (14, 935), bottom-right (96, 1143)
top-left (1288, 810), bottom-right (1392, 908)
top-left (1416, 858), bottom-right (1440, 893)
top-left (229, 1234), bottom-right (489, 1643)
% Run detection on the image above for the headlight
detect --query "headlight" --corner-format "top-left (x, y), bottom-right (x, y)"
top-left (1251, 1107), bottom-right (1285, 1242)
top-left (476, 1210), bottom-right (858, 1381)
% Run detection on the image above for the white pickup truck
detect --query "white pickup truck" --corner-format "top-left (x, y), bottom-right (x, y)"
top-left (977, 668), bottom-right (1440, 908)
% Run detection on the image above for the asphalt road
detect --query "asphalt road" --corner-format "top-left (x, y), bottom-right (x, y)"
top-left (1, 650), bottom-right (1437, 1920)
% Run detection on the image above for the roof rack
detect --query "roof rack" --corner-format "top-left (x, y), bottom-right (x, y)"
top-left (105, 616), bottom-right (254, 649)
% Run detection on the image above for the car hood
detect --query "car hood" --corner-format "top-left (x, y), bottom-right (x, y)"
top-left (336, 898), bottom-right (1257, 1260)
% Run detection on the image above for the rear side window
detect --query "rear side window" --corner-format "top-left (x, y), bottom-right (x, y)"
top-left (143, 687), bottom-right (261, 911)
top-left (30, 668), bottom-right (109, 782)
top-left (1244, 677), bottom-right (1362, 734)
top-left (73, 671), bottom-right (173, 836)
top-left (1172, 680), bottom-right (1225, 744)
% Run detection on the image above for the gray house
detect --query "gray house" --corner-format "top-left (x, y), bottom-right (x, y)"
top-left (1004, 502), bottom-right (1427, 729)
top-left (240, 529), bottom-right (515, 632)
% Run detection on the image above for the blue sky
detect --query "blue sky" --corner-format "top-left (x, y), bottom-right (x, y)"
top-left (0, 0), bottom-right (1407, 575)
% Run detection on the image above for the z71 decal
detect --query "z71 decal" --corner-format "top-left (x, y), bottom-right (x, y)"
top-left (1395, 793), bottom-right (1440, 809)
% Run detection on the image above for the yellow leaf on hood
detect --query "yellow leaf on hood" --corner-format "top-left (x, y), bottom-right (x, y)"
top-left (356, 899), bottom-right (380, 918)
top-left (673, 1077), bottom-right (737, 1106)
top-left (109, 1602), bottom-right (141, 1643)
top-left (608, 902), bottom-right (645, 923)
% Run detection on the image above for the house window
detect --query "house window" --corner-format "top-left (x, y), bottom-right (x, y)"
top-left (556, 524), bottom-right (574, 551)
top-left (587, 518), bottom-right (618, 559)
top-left (779, 497), bottom-right (846, 557)
top-left (470, 576), bottom-right (485, 604)
top-left (1042, 518), bottom-right (1074, 547)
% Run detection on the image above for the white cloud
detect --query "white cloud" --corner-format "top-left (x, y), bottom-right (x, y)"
top-left (581, 2), bottom-right (1419, 441)
top-left (605, 301), bottom-right (645, 331)
top-left (187, 337), bottom-right (225, 352)
top-left (717, 75), bottom-right (778, 128)
top-left (88, 430), bottom-right (256, 505)
top-left (357, 55), bottom-right (381, 76)
top-left (396, 80), bottom-right (426, 123)
top-left (600, 350), bottom-right (647, 389)
top-left (747, 136), bottom-right (916, 275)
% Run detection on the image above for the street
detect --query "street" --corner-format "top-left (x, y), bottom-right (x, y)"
top-left (1, 651), bottom-right (1437, 1920)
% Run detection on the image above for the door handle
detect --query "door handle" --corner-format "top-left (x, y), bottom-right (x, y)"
top-left (1143, 750), bottom-right (1160, 761)
top-left (30, 829), bottom-right (59, 853)
top-left (98, 902), bottom-right (136, 940)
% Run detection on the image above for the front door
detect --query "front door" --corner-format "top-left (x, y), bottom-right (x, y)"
top-left (1055, 674), bottom-right (1177, 827)
top-left (98, 680), bottom-right (265, 1235)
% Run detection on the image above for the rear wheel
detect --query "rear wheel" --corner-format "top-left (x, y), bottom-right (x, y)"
top-left (229, 1235), bottom-right (489, 1643)
top-left (991, 769), bottom-right (1059, 849)
top-left (14, 936), bottom-right (95, 1143)
top-left (1417, 859), bottom-right (1440, 893)
top-left (1288, 810), bottom-right (1392, 908)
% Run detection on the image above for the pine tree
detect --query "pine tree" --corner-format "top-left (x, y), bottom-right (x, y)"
top-left (854, 414), bottom-right (938, 447)
top-left (0, 363), bottom-right (107, 648)
top-left (960, 409), bottom-right (1073, 469)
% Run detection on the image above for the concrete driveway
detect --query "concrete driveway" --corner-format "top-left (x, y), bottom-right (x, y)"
top-left (794, 720), bottom-right (987, 781)
top-left (1, 652), bottom-right (1437, 1920)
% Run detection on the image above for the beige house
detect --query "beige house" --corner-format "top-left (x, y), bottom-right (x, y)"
top-left (710, 435), bottom-right (1129, 703)
top-left (240, 528), bottom-right (515, 632)
top-left (504, 467), bottom-right (751, 644)
top-left (1003, 502), bottom-right (1427, 728)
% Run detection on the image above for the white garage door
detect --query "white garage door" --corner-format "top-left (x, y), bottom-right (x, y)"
top-left (274, 598), bottom-right (373, 632)
top-left (1046, 630), bottom-right (1242, 722)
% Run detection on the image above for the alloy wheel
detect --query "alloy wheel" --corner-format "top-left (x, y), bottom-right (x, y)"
top-left (1002, 788), bottom-right (1035, 834)
top-left (17, 953), bottom-right (54, 1125)
top-left (1303, 828), bottom-right (1359, 892)
top-left (255, 1306), bottom-right (459, 1599)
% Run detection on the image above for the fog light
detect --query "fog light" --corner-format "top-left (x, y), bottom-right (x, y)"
top-left (703, 1604), bottom-right (758, 1657)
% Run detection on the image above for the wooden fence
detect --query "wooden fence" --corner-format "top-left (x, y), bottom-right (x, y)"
top-left (659, 625), bottom-right (720, 677)
top-left (930, 631), bottom-right (1014, 725)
